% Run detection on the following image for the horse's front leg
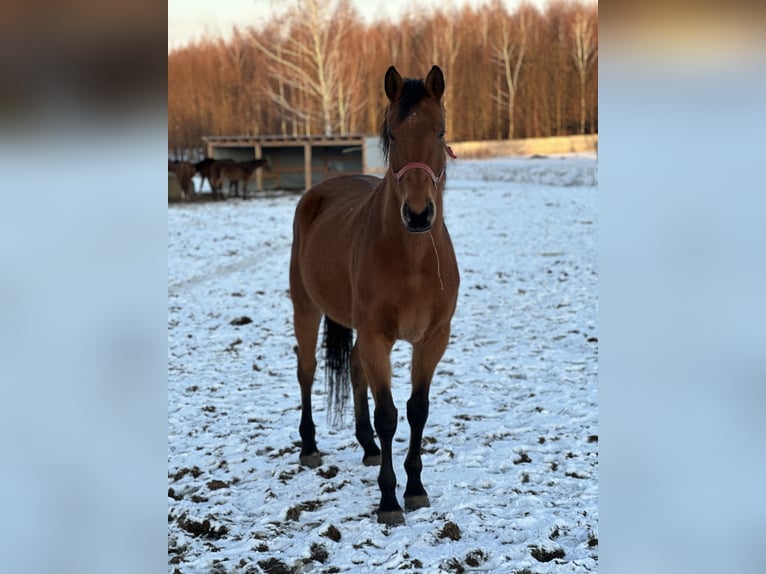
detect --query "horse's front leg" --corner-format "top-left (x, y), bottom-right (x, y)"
top-left (404, 325), bottom-right (451, 510)
top-left (357, 330), bottom-right (402, 524)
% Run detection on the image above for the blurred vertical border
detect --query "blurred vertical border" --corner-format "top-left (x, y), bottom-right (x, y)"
top-left (599, 2), bottom-right (766, 574)
top-left (3, 1), bottom-right (766, 573)
top-left (0, 1), bottom-right (167, 573)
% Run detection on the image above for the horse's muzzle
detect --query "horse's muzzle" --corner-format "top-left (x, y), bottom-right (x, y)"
top-left (401, 199), bottom-right (435, 233)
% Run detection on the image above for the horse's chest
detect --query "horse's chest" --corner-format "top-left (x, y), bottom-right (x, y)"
top-left (397, 312), bottom-right (429, 342)
top-left (395, 276), bottom-right (441, 342)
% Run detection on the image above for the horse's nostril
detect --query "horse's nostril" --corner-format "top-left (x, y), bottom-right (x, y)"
top-left (401, 199), bottom-right (435, 233)
top-left (403, 203), bottom-right (412, 222)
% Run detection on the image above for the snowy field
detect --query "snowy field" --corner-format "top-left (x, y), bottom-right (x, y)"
top-left (168, 154), bottom-right (598, 573)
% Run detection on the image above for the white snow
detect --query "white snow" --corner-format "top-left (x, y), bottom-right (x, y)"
top-left (168, 153), bottom-right (598, 573)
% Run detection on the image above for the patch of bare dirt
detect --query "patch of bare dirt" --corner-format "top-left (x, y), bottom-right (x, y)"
top-left (530, 545), bottom-right (565, 562)
top-left (437, 521), bottom-right (462, 541)
top-left (170, 466), bottom-right (202, 481)
top-left (321, 525), bottom-right (342, 542)
top-left (317, 465), bottom-right (340, 479)
top-left (175, 513), bottom-right (228, 539)
top-left (286, 499), bottom-right (324, 521)
top-left (257, 557), bottom-right (292, 574)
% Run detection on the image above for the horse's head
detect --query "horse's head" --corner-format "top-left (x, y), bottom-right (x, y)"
top-left (381, 65), bottom-right (447, 234)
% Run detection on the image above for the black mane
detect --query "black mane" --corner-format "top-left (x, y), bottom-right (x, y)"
top-left (379, 78), bottom-right (428, 162)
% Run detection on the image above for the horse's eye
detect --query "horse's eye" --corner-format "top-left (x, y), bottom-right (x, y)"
top-left (437, 129), bottom-right (445, 140)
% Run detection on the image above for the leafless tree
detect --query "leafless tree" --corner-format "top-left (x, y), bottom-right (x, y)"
top-left (571, 6), bottom-right (596, 134)
top-left (492, 4), bottom-right (529, 139)
top-left (426, 13), bottom-right (461, 138)
top-left (248, 0), bottom-right (357, 135)
top-left (167, 1), bottom-right (598, 149)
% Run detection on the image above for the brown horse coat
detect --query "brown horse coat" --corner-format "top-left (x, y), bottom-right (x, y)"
top-left (289, 65), bottom-right (459, 525)
top-left (207, 159), bottom-right (235, 199)
top-left (193, 157), bottom-right (216, 192)
top-left (218, 159), bottom-right (270, 198)
top-left (168, 160), bottom-right (196, 199)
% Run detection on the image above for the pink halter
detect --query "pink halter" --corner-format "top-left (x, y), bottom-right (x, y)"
top-left (390, 145), bottom-right (457, 187)
top-left (392, 162), bottom-right (443, 187)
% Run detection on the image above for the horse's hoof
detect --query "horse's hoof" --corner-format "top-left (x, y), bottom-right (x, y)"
top-left (299, 452), bottom-right (322, 468)
top-left (404, 495), bottom-right (431, 510)
top-left (363, 453), bottom-right (381, 466)
top-left (377, 510), bottom-right (405, 526)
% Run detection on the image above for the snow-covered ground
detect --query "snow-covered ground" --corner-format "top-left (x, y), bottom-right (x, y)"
top-left (168, 154), bottom-right (598, 573)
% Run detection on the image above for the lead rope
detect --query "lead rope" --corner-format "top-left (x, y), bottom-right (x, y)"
top-left (432, 144), bottom-right (454, 291)
top-left (429, 231), bottom-right (444, 291)
top-left (393, 142), bottom-right (454, 291)
top-left (435, 145), bottom-right (455, 290)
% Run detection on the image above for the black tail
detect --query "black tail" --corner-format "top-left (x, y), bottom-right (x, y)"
top-left (323, 316), bottom-right (353, 428)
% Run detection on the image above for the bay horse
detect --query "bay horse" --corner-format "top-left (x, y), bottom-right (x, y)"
top-left (289, 65), bottom-right (459, 525)
top-left (218, 158), bottom-right (270, 199)
top-left (208, 159), bottom-right (235, 199)
top-left (193, 157), bottom-right (216, 194)
top-left (168, 160), bottom-right (196, 200)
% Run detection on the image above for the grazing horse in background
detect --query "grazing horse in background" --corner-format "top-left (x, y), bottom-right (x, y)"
top-left (193, 157), bottom-right (217, 193)
top-left (168, 160), bottom-right (196, 200)
top-left (289, 65), bottom-right (459, 525)
top-left (208, 159), bottom-right (235, 199)
top-left (218, 159), bottom-right (271, 199)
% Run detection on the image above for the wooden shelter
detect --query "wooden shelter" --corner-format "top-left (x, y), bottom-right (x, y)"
top-left (201, 134), bottom-right (386, 193)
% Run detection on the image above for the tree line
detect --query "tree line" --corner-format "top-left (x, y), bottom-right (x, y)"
top-left (168, 0), bottom-right (597, 154)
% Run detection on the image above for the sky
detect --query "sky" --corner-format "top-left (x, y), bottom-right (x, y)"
top-left (168, 0), bottom-right (551, 52)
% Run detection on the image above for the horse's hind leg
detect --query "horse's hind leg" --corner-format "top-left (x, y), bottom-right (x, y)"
top-left (404, 325), bottom-right (451, 511)
top-left (350, 343), bottom-right (381, 466)
top-left (294, 304), bottom-right (323, 468)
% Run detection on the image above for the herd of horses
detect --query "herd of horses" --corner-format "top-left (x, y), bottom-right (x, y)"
top-left (168, 157), bottom-right (270, 200)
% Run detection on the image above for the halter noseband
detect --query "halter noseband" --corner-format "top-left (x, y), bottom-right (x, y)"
top-left (392, 162), bottom-right (444, 187)
top-left (390, 145), bottom-right (457, 188)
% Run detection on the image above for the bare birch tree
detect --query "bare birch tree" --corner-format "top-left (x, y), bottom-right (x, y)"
top-left (247, 0), bottom-right (354, 135)
top-left (571, 6), bottom-right (596, 134)
top-left (168, 1), bottom-right (599, 149)
top-left (492, 4), bottom-right (529, 139)
top-left (331, 1), bottom-right (367, 135)
top-left (427, 12), bottom-right (460, 138)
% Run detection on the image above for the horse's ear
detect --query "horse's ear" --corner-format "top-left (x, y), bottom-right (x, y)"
top-left (385, 66), bottom-right (403, 102)
top-left (424, 65), bottom-right (445, 101)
